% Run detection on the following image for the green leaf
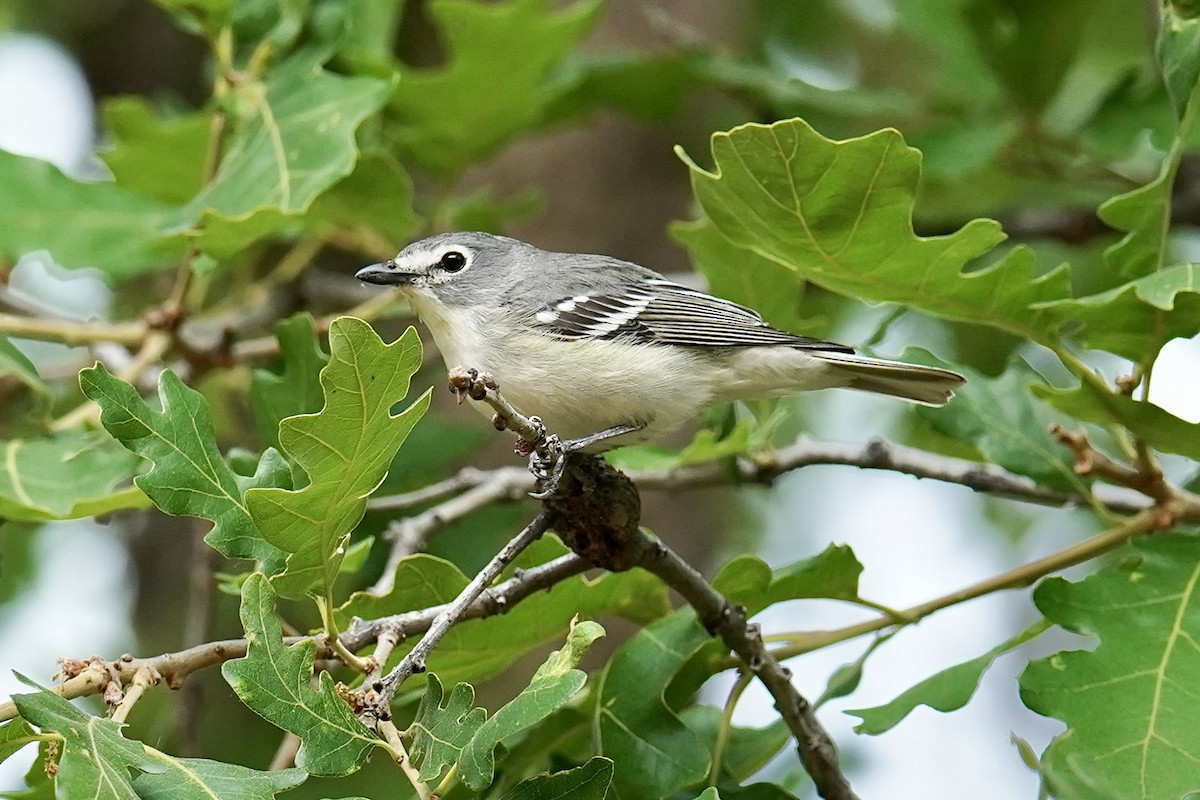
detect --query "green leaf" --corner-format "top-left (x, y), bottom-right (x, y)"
top-left (595, 610), bottom-right (712, 799)
top-left (607, 415), bottom-right (773, 473)
top-left (1021, 535), bottom-right (1200, 799)
top-left (916, 356), bottom-right (1091, 493)
top-left (0, 718), bottom-right (37, 764)
top-left (99, 97), bottom-right (214, 204)
top-left (0, 431), bottom-right (149, 521)
top-left (457, 620), bottom-right (605, 790)
top-left (80, 365), bottom-right (289, 567)
top-left (677, 118), bottom-right (1072, 344)
top-left (1095, 8), bottom-right (1200, 281)
top-left (249, 312), bottom-right (329, 453)
top-left (673, 218), bottom-right (808, 334)
top-left (496, 757), bottom-right (614, 800)
top-left (848, 620), bottom-right (1050, 734)
top-left (390, 0), bottom-right (603, 173)
top-left (713, 545), bottom-right (863, 616)
top-left (1035, 382), bottom-right (1200, 461)
top-left (221, 573), bottom-right (378, 776)
top-left (185, 54), bottom-right (392, 256)
top-left (1036, 262), bottom-right (1200, 362)
top-left (335, 546), bottom-right (669, 685)
top-left (133, 753), bottom-right (306, 800)
top-left (307, 150), bottom-right (421, 247)
top-left (1027, 735), bottom-right (1124, 800)
top-left (150, 0), bottom-right (234, 37)
top-left (0, 335), bottom-right (47, 399)
top-left (406, 675), bottom-right (487, 784)
top-left (0, 150), bottom-right (186, 277)
top-left (1158, 2), bottom-right (1200, 120)
top-left (679, 707), bottom-right (790, 783)
top-left (248, 318), bottom-right (429, 598)
top-left (13, 689), bottom-right (160, 800)
top-left (546, 51), bottom-right (697, 122)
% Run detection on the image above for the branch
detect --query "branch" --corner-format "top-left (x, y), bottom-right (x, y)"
top-left (0, 552), bottom-right (590, 723)
top-left (369, 468), bottom-right (532, 595)
top-left (534, 453), bottom-right (856, 800)
top-left (364, 510), bottom-right (552, 724)
top-left (635, 531), bottom-right (857, 800)
top-left (1052, 424), bottom-right (1200, 522)
top-left (0, 312), bottom-right (147, 346)
top-left (633, 435), bottom-right (1149, 515)
top-left (363, 436), bottom-right (1150, 554)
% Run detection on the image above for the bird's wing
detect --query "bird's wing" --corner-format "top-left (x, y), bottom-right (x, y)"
top-left (529, 279), bottom-right (852, 351)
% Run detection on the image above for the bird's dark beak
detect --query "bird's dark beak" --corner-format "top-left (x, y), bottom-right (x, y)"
top-left (355, 260), bottom-right (417, 286)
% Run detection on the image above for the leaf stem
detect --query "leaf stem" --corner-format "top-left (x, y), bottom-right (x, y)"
top-left (317, 594), bottom-right (372, 674)
top-left (709, 668), bottom-right (752, 787)
top-left (379, 719), bottom-right (432, 800)
top-left (752, 510), bottom-right (1159, 666)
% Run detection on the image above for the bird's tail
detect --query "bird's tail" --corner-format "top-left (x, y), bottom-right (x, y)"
top-left (812, 351), bottom-right (965, 406)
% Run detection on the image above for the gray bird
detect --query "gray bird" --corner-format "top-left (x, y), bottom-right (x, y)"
top-left (356, 232), bottom-right (964, 450)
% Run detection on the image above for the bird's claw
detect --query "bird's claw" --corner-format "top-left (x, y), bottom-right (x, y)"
top-left (528, 433), bottom-right (567, 499)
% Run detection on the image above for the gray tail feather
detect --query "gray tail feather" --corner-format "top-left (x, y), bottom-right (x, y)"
top-left (813, 352), bottom-right (965, 406)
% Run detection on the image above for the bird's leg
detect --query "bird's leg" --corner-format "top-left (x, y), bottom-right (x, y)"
top-left (528, 423), bottom-right (644, 500)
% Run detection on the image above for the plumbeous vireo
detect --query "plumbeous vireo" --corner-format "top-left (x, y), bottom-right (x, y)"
top-left (356, 232), bottom-right (964, 449)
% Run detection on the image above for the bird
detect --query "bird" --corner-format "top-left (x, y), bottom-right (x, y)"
top-left (356, 232), bottom-right (964, 452)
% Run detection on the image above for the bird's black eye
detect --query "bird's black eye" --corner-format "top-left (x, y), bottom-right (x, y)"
top-left (439, 250), bottom-right (467, 273)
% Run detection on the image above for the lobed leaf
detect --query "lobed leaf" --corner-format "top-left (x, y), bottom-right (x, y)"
top-left (1020, 535), bottom-right (1200, 800)
top-left (406, 675), bottom-right (487, 784)
top-left (1036, 262), bottom-right (1200, 362)
top-left (307, 150), bottom-right (422, 246)
top-left (676, 118), bottom-right (1072, 344)
top-left (79, 365), bottom-right (289, 567)
top-left (247, 317), bottom-right (430, 598)
top-left (221, 574), bottom-right (378, 776)
top-left (0, 430), bottom-right (149, 522)
top-left (457, 620), bottom-right (605, 789)
top-left (335, 546), bottom-right (668, 686)
top-left (13, 689), bottom-right (161, 800)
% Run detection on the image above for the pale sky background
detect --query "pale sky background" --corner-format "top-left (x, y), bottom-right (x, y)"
top-left (1, 30), bottom-right (1198, 798)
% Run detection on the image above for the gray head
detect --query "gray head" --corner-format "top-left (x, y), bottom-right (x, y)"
top-left (355, 232), bottom-right (540, 306)
top-left (356, 231), bottom-right (665, 309)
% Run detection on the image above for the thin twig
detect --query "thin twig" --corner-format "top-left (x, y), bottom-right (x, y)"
top-left (0, 313), bottom-right (146, 346)
top-left (379, 719), bottom-right (432, 800)
top-left (754, 509), bottom-right (1162, 665)
top-left (110, 666), bottom-right (159, 724)
top-left (0, 553), bottom-right (590, 723)
top-left (370, 470), bottom-right (533, 594)
top-left (633, 435), bottom-right (1149, 515)
top-left (366, 510), bottom-right (552, 724)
